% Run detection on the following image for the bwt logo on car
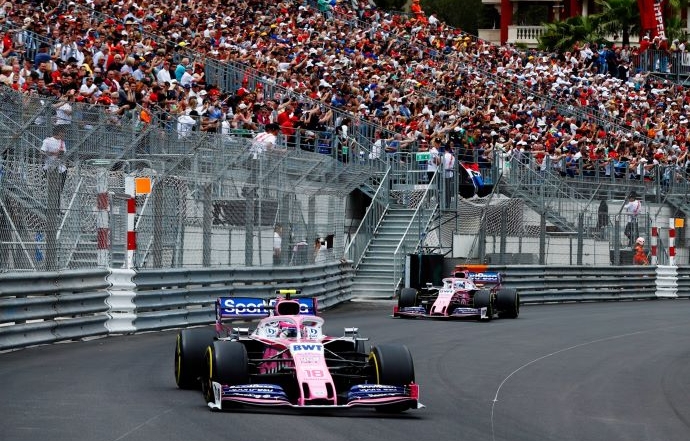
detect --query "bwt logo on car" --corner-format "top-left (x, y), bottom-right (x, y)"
top-left (222, 299), bottom-right (269, 314)
top-left (291, 344), bottom-right (323, 351)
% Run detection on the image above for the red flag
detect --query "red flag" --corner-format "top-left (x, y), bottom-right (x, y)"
top-left (638, 0), bottom-right (666, 39)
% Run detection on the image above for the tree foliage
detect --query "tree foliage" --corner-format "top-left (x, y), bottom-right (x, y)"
top-left (594, 0), bottom-right (640, 46)
top-left (538, 15), bottom-right (605, 52)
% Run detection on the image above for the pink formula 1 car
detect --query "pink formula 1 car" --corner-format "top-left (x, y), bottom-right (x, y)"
top-left (175, 290), bottom-right (422, 413)
top-left (393, 269), bottom-right (519, 321)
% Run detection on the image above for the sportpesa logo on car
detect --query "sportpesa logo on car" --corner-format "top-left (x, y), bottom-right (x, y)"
top-left (222, 298), bottom-right (270, 314)
top-left (217, 297), bottom-right (316, 317)
top-left (468, 272), bottom-right (500, 283)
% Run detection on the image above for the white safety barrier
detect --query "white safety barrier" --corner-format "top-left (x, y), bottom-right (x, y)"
top-left (655, 265), bottom-right (679, 298)
top-left (105, 269), bottom-right (137, 333)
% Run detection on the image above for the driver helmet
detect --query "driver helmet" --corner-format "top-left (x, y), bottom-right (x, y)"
top-left (279, 321), bottom-right (298, 338)
top-left (635, 237), bottom-right (645, 246)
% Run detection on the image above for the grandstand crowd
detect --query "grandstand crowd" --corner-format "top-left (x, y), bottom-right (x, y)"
top-left (1, 0), bottom-right (690, 179)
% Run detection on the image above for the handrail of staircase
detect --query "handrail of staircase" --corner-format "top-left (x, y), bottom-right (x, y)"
top-left (392, 170), bottom-right (439, 293)
top-left (344, 166), bottom-right (391, 269)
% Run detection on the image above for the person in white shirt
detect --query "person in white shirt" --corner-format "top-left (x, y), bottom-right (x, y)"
top-left (427, 138), bottom-right (441, 183)
top-left (179, 65), bottom-right (194, 87)
top-left (53, 90), bottom-right (74, 126)
top-left (78, 76), bottom-right (98, 99)
top-left (156, 61), bottom-right (172, 84)
top-left (41, 129), bottom-right (67, 173)
top-left (250, 123), bottom-right (280, 158)
top-left (442, 145), bottom-right (455, 208)
top-left (623, 193), bottom-right (642, 247)
top-left (177, 114), bottom-right (197, 139)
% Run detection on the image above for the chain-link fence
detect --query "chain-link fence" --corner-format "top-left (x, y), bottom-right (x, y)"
top-left (0, 89), bottom-right (375, 271)
top-left (432, 156), bottom-right (683, 266)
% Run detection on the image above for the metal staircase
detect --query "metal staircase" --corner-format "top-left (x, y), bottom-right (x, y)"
top-left (349, 169), bottom-right (439, 299)
top-left (350, 206), bottom-right (429, 298)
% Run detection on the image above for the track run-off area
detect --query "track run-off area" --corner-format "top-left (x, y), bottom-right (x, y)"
top-left (2, 300), bottom-right (690, 441)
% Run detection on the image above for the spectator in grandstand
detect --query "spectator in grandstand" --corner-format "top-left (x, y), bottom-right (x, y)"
top-left (250, 123), bottom-right (281, 157)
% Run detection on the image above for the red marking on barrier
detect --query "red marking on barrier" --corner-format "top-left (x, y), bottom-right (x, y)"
top-left (97, 228), bottom-right (110, 249)
top-left (127, 231), bottom-right (136, 251)
top-left (127, 198), bottom-right (136, 214)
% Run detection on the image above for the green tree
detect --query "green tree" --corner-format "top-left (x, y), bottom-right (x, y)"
top-left (594, 0), bottom-right (640, 46)
top-left (538, 15), bottom-right (604, 52)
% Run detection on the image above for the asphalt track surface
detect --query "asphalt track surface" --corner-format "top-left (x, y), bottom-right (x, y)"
top-left (2, 300), bottom-right (690, 441)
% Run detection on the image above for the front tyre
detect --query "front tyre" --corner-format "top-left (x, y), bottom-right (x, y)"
top-left (398, 288), bottom-right (418, 308)
top-left (473, 289), bottom-right (493, 321)
top-left (496, 288), bottom-right (520, 319)
top-left (174, 328), bottom-right (216, 390)
top-left (369, 344), bottom-right (416, 413)
top-left (202, 341), bottom-right (250, 405)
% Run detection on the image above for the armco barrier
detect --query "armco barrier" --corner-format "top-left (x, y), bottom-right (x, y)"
top-left (4, 263), bottom-right (689, 351)
top-left (128, 261), bottom-right (354, 332)
top-left (675, 266), bottom-right (690, 299)
top-left (0, 270), bottom-right (111, 351)
top-left (485, 266), bottom-right (659, 303)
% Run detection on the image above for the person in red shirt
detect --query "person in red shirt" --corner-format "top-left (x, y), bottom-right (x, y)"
top-left (276, 103), bottom-right (296, 147)
top-left (410, 0), bottom-right (427, 24)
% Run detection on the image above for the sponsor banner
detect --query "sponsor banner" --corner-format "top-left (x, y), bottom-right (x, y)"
top-left (638, 0), bottom-right (665, 39)
top-left (217, 297), bottom-right (316, 318)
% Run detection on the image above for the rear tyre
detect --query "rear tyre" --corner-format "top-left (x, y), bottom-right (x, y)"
top-left (369, 344), bottom-right (415, 413)
top-left (175, 328), bottom-right (216, 390)
top-left (398, 288), bottom-right (418, 308)
top-left (473, 289), bottom-right (493, 321)
top-left (496, 288), bottom-right (520, 319)
top-left (202, 341), bottom-right (250, 405)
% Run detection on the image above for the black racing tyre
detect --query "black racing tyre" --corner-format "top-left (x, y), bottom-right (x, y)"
top-left (473, 289), bottom-right (493, 321)
top-left (496, 288), bottom-right (520, 319)
top-left (174, 328), bottom-right (216, 390)
top-left (203, 341), bottom-right (250, 404)
top-left (398, 288), bottom-right (418, 308)
top-left (369, 344), bottom-right (416, 413)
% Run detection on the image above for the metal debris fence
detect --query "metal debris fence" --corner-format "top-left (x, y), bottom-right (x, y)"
top-left (0, 88), bottom-right (378, 271)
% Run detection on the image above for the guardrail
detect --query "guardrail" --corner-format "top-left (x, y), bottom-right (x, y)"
top-left (486, 265), bottom-right (660, 303)
top-left (3, 263), bottom-right (689, 351)
top-left (0, 262), bottom-right (353, 351)
top-left (0, 269), bottom-right (111, 351)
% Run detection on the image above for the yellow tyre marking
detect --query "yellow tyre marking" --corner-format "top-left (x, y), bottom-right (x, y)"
top-left (205, 346), bottom-right (213, 380)
top-left (369, 351), bottom-right (381, 384)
